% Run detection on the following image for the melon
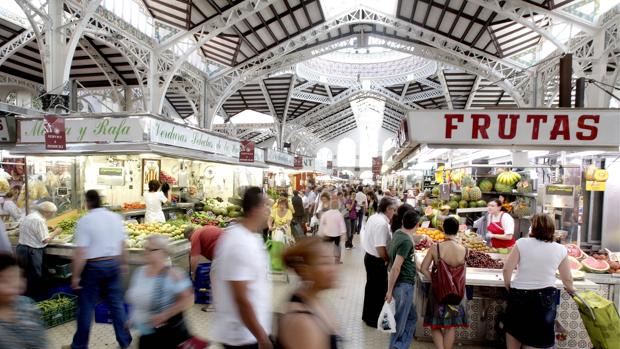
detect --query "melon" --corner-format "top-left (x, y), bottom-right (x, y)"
top-left (479, 179), bottom-right (493, 193)
top-left (431, 186), bottom-right (440, 197)
top-left (448, 200), bottom-right (459, 210)
top-left (494, 182), bottom-right (513, 193)
top-left (451, 194), bottom-right (462, 202)
top-left (565, 244), bottom-right (586, 260)
top-left (567, 256), bottom-right (583, 271)
top-left (476, 200), bottom-right (487, 208)
top-left (581, 256), bottom-right (610, 273)
top-left (469, 201), bottom-right (478, 208)
top-left (458, 200), bottom-right (468, 208)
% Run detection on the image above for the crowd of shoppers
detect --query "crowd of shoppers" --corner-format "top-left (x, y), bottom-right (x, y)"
top-left (0, 182), bottom-right (579, 349)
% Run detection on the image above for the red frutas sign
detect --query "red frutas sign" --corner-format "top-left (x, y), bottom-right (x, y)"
top-left (239, 140), bottom-right (255, 162)
top-left (44, 114), bottom-right (66, 150)
top-left (372, 157), bottom-right (382, 175)
top-left (294, 156), bottom-right (303, 169)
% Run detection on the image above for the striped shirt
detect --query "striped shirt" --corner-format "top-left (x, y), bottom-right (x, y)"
top-left (0, 296), bottom-right (46, 349)
top-left (18, 211), bottom-right (49, 249)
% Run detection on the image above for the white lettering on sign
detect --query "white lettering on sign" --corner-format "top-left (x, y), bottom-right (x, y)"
top-left (266, 150), bottom-right (294, 167)
top-left (149, 120), bottom-right (240, 158)
top-left (407, 110), bottom-right (620, 148)
top-left (18, 117), bottom-right (144, 143)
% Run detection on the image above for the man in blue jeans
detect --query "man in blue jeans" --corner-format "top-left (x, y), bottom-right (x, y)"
top-left (63, 190), bottom-right (132, 349)
top-left (385, 210), bottom-right (423, 349)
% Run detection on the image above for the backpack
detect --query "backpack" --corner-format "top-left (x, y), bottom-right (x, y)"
top-left (431, 243), bottom-right (467, 305)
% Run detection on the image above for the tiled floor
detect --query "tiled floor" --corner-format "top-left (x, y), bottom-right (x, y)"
top-left (47, 237), bottom-right (491, 349)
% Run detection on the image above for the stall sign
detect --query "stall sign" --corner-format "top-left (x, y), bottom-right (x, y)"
top-left (254, 148), bottom-right (265, 163)
top-left (372, 157), bottom-right (382, 175)
top-left (543, 184), bottom-right (575, 208)
top-left (294, 156), bottom-right (303, 169)
top-left (19, 117), bottom-right (144, 144)
top-left (397, 119), bottom-right (409, 147)
top-left (327, 161), bottom-right (333, 169)
top-left (406, 110), bottom-right (620, 148)
top-left (239, 141), bottom-right (255, 163)
top-left (44, 115), bottom-right (66, 150)
top-left (266, 150), bottom-right (294, 167)
top-left (150, 120), bottom-right (240, 158)
top-left (0, 116), bottom-right (10, 142)
top-left (97, 166), bottom-right (124, 186)
top-left (302, 157), bottom-right (314, 171)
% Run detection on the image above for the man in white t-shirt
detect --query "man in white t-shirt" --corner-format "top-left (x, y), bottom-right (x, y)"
top-left (361, 197), bottom-right (397, 327)
top-left (355, 186), bottom-right (368, 234)
top-left (213, 187), bottom-right (272, 349)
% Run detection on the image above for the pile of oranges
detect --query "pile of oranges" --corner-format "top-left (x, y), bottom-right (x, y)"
top-left (416, 227), bottom-right (445, 242)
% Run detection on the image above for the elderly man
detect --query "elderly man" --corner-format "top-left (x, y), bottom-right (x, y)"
top-left (16, 201), bottom-right (61, 299)
top-left (184, 225), bottom-right (224, 279)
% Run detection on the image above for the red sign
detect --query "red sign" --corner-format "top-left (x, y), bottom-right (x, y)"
top-left (407, 110), bottom-right (620, 149)
top-left (44, 114), bottom-right (66, 150)
top-left (327, 161), bottom-right (333, 169)
top-left (239, 140), bottom-right (255, 162)
top-left (294, 156), bottom-right (303, 169)
top-left (372, 157), bottom-right (382, 175)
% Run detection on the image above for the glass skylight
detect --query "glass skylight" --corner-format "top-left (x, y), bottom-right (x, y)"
top-left (320, 0), bottom-right (398, 19)
top-left (223, 110), bottom-right (275, 124)
top-left (102, 0), bottom-right (154, 36)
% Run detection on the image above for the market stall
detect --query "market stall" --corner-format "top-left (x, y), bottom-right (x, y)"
top-left (392, 109), bottom-right (620, 348)
top-left (263, 149), bottom-right (296, 198)
top-left (5, 113), bottom-right (267, 278)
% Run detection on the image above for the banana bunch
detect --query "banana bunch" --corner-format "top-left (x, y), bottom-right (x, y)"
top-left (497, 171), bottom-right (521, 186)
top-left (36, 295), bottom-right (73, 313)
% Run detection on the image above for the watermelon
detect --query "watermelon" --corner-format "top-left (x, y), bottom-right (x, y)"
top-left (567, 256), bottom-right (583, 271)
top-left (469, 201), bottom-right (478, 208)
top-left (494, 182), bottom-right (513, 193)
top-left (479, 179), bottom-right (494, 192)
top-left (581, 256), bottom-right (610, 273)
top-left (565, 244), bottom-right (586, 260)
top-left (476, 200), bottom-right (487, 207)
top-left (448, 201), bottom-right (458, 210)
top-left (459, 200), bottom-right (468, 208)
top-left (451, 194), bottom-right (462, 202)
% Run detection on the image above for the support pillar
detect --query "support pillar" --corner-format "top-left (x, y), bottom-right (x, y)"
top-left (124, 86), bottom-right (132, 112)
top-left (575, 77), bottom-right (585, 108)
top-left (559, 54), bottom-right (572, 108)
top-left (585, 31), bottom-right (609, 107)
top-left (41, 0), bottom-right (69, 111)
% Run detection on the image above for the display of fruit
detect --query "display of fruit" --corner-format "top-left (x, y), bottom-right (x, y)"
top-left (516, 180), bottom-right (533, 193)
top-left (447, 200), bottom-right (459, 210)
top-left (469, 201), bottom-right (478, 208)
top-left (159, 171), bottom-right (177, 185)
top-left (567, 256), bottom-right (583, 271)
top-left (476, 200), bottom-right (487, 207)
top-left (0, 178), bottom-right (9, 193)
top-left (459, 232), bottom-right (493, 253)
top-left (458, 200), bottom-right (468, 208)
top-left (191, 211), bottom-right (231, 228)
top-left (122, 202), bottom-right (146, 210)
top-left (466, 250), bottom-right (504, 269)
top-left (431, 186), bottom-right (440, 197)
top-left (565, 244), bottom-right (587, 260)
top-left (36, 294), bottom-right (74, 313)
top-left (449, 170), bottom-right (465, 185)
top-left (469, 186), bottom-right (482, 201)
top-left (451, 194), bottom-right (462, 202)
top-left (513, 200), bottom-right (532, 218)
top-left (581, 256), bottom-right (610, 273)
top-left (478, 179), bottom-right (494, 193)
top-left (461, 175), bottom-right (475, 188)
top-left (461, 189), bottom-right (470, 201)
top-left (416, 227), bottom-right (445, 242)
top-left (125, 222), bottom-right (189, 248)
top-left (494, 182), bottom-right (513, 193)
top-left (415, 238), bottom-right (433, 251)
top-left (497, 171), bottom-right (521, 186)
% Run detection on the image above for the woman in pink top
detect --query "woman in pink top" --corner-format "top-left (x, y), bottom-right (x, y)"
top-left (318, 195), bottom-right (347, 264)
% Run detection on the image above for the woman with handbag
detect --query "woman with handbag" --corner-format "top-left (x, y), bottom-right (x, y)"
top-left (126, 235), bottom-right (195, 349)
top-left (420, 217), bottom-right (469, 349)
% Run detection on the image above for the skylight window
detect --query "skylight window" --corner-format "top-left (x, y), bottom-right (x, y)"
top-left (102, 0), bottom-right (153, 36)
top-left (320, 0), bottom-right (397, 19)
top-left (215, 110), bottom-right (275, 125)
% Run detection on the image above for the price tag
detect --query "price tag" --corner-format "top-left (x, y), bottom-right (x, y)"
top-left (421, 221), bottom-right (430, 228)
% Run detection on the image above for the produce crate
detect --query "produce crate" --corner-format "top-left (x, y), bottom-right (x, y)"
top-left (36, 293), bottom-right (77, 328)
top-left (46, 285), bottom-right (74, 298)
top-left (47, 263), bottom-right (72, 279)
top-left (194, 263), bottom-right (211, 289)
top-left (94, 302), bottom-right (131, 324)
top-left (195, 289), bottom-right (211, 305)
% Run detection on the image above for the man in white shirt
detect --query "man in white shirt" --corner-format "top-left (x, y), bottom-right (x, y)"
top-left (214, 186), bottom-right (272, 349)
top-left (361, 197), bottom-right (397, 327)
top-left (355, 186), bottom-right (368, 234)
top-left (16, 201), bottom-right (61, 299)
top-left (65, 190), bottom-right (131, 349)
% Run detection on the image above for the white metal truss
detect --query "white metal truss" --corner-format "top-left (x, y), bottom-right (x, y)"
top-left (0, 29), bottom-right (37, 66)
top-left (291, 91), bottom-right (332, 104)
top-left (258, 79), bottom-right (278, 120)
top-left (292, 81), bottom-right (316, 93)
top-left (306, 108), bottom-right (354, 133)
top-left (436, 68), bottom-right (453, 109)
top-left (208, 6), bottom-right (533, 120)
top-left (0, 72), bottom-right (43, 95)
top-left (78, 39), bottom-right (126, 103)
top-left (466, 76), bottom-right (481, 109)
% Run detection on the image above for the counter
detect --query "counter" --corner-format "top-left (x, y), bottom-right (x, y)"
top-left (413, 253), bottom-right (600, 349)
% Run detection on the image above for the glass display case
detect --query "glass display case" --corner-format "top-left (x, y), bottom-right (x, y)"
top-left (23, 157), bottom-right (78, 214)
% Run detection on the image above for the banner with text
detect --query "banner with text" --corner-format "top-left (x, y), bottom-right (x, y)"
top-left (44, 115), bottom-right (66, 150)
top-left (149, 120), bottom-right (240, 158)
top-left (266, 150), bottom-right (294, 167)
top-left (372, 157), bottom-right (382, 175)
top-left (406, 109), bottom-right (620, 148)
top-left (19, 117), bottom-right (144, 144)
top-left (239, 141), bottom-right (255, 162)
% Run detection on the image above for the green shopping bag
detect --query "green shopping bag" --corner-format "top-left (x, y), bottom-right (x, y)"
top-left (266, 239), bottom-right (286, 272)
top-left (573, 291), bottom-right (620, 349)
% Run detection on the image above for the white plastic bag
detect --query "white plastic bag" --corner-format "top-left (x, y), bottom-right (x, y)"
top-left (272, 228), bottom-right (285, 243)
top-left (310, 215), bottom-right (319, 228)
top-left (377, 301), bottom-right (397, 333)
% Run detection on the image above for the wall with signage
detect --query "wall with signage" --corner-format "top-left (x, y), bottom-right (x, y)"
top-left (266, 150), bottom-right (294, 167)
top-left (406, 109), bottom-right (620, 149)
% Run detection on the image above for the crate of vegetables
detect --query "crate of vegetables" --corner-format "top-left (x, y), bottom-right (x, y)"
top-left (36, 293), bottom-right (77, 328)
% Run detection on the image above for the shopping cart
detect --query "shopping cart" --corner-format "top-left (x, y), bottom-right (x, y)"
top-left (572, 291), bottom-right (620, 349)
